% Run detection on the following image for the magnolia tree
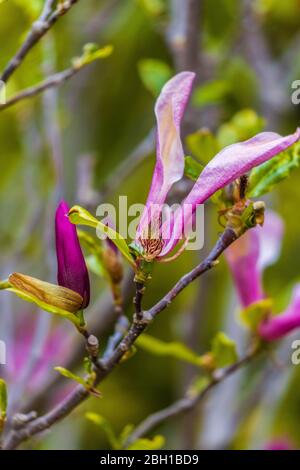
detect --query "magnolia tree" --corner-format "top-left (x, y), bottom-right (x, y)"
top-left (1, 0), bottom-right (300, 451)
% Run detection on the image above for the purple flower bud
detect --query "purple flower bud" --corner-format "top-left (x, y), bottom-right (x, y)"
top-left (55, 200), bottom-right (90, 309)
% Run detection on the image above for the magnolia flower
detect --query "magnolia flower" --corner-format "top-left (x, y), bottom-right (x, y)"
top-left (265, 438), bottom-right (294, 450)
top-left (56, 200), bottom-right (90, 309)
top-left (5, 313), bottom-right (72, 394)
top-left (259, 285), bottom-right (300, 341)
top-left (225, 210), bottom-right (284, 308)
top-left (226, 210), bottom-right (300, 341)
top-left (134, 71), bottom-right (300, 262)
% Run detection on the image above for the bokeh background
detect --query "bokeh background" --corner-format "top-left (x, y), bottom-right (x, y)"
top-left (1, 0), bottom-right (300, 450)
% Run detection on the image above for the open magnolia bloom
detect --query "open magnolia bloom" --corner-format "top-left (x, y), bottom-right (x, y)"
top-left (1, 201), bottom-right (90, 329)
top-left (133, 71), bottom-right (300, 263)
top-left (226, 210), bottom-right (300, 341)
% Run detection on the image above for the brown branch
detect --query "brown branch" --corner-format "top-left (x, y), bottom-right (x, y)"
top-left (3, 226), bottom-right (240, 450)
top-left (133, 281), bottom-right (145, 321)
top-left (124, 347), bottom-right (260, 446)
top-left (0, 63), bottom-right (91, 112)
top-left (0, 0), bottom-right (79, 83)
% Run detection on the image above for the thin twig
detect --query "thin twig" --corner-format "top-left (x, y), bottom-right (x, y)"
top-left (125, 346), bottom-right (260, 446)
top-left (0, 0), bottom-right (79, 83)
top-left (133, 282), bottom-right (145, 321)
top-left (103, 315), bottom-right (129, 359)
top-left (0, 64), bottom-right (87, 112)
top-left (3, 226), bottom-right (240, 449)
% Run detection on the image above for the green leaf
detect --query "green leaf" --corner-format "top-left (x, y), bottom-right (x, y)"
top-left (184, 156), bottom-right (204, 181)
top-left (0, 279), bottom-right (10, 290)
top-left (86, 254), bottom-right (105, 277)
top-left (77, 230), bottom-right (107, 279)
top-left (136, 334), bottom-right (202, 367)
top-left (138, 0), bottom-right (165, 16)
top-left (240, 299), bottom-right (273, 331)
top-left (211, 332), bottom-right (238, 368)
top-left (73, 44), bottom-right (113, 68)
top-left (192, 79), bottom-right (231, 107)
top-left (119, 424), bottom-right (135, 447)
top-left (186, 128), bottom-right (219, 164)
top-left (68, 206), bottom-right (135, 268)
top-left (54, 367), bottom-right (87, 387)
top-left (85, 412), bottom-right (120, 450)
top-left (0, 379), bottom-right (7, 419)
top-left (247, 143), bottom-right (300, 198)
top-left (126, 435), bottom-right (165, 450)
top-left (217, 109), bottom-right (265, 147)
top-left (138, 59), bottom-right (172, 97)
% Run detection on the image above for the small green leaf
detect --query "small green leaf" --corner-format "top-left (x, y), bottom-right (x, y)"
top-left (138, 59), bottom-right (172, 97)
top-left (247, 143), bottom-right (300, 198)
top-left (126, 435), bottom-right (165, 450)
top-left (54, 367), bottom-right (87, 387)
top-left (73, 44), bottom-right (113, 68)
top-left (0, 379), bottom-right (7, 419)
top-left (211, 332), bottom-right (238, 368)
top-left (192, 79), bottom-right (231, 107)
top-left (0, 279), bottom-right (10, 290)
top-left (136, 334), bottom-right (202, 367)
top-left (217, 109), bottom-right (265, 147)
top-left (184, 156), bottom-right (204, 181)
top-left (78, 229), bottom-right (107, 278)
top-left (240, 299), bottom-right (273, 331)
top-left (119, 424), bottom-right (135, 447)
top-left (186, 128), bottom-right (219, 164)
top-left (86, 254), bottom-right (105, 277)
top-left (85, 412), bottom-right (120, 450)
top-left (138, 0), bottom-right (165, 16)
top-left (68, 206), bottom-right (135, 268)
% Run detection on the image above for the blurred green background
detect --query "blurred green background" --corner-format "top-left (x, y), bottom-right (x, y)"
top-left (1, 0), bottom-right (300, 450)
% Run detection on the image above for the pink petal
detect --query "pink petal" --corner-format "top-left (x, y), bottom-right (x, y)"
top-left (259, 284), bottom-right (300, 341)
top-left (258, 210), bottom-right (284, 270)
top-left (164, 129), bottom-right (300, 252)
top-left (265, 439), bottom-right (294, 450)
top-left (184, 129), bottom-right (300, 208)
top-left (225, 229), bottom-right (263, 307)
top-left (137, 71), bottom-right (195, 237)
top-left (225, 210), bottom-right (283, 308)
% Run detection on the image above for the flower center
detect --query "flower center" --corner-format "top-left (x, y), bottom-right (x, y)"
top-left (139, 236), bottom-right (164, 261)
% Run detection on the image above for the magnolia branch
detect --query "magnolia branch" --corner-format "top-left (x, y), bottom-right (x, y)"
top-left (0, 0), bottom-right (79, 83)
top-left (3, 226), bottom-right (242, 450)
top-left (0, 67), bottom-right (76, 111)
top-left (124, 346), bottom-right (260, 446)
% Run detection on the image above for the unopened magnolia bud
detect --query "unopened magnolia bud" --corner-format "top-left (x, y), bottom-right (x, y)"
top-left (102, 247), bottom-right (123, 284)
top-left (9, 273), bottom-right (84, 313)
top-left (56, 201), bottom-right (90, 308)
